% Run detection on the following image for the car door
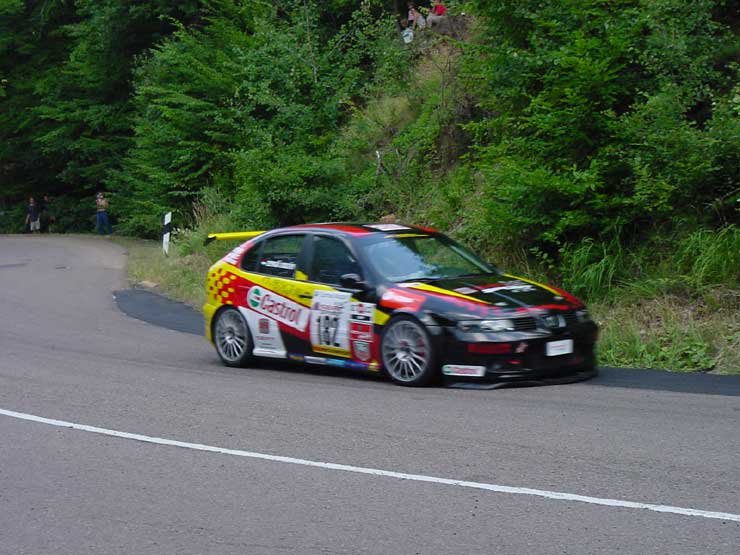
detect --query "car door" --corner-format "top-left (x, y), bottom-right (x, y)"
top-left (237, 233), bottom-right (313, 358)
top-left (302, 234), bottom-right (377, 366)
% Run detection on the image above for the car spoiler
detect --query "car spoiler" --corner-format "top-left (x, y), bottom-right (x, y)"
top-left (204, 231), bottom-right (265, 245)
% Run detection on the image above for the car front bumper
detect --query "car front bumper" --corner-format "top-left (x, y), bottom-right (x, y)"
top-left (437, 322), bottom-right (599, 386)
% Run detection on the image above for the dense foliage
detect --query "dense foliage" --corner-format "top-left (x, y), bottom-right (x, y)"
top-left (0, 0), bottom-right (201, 216)
top-left (1, 0), bottom-right (738, 259)
top-left (460, 0), bottom-right (739, 253)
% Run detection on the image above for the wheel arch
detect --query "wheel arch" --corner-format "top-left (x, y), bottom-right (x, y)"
top-left (383, 308), bottom-right (446, 334)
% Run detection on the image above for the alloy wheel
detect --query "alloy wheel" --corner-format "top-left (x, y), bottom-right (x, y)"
top-left (215, 309), bottom-right (249, 364)
top-left (382, 319), bottom-right (432, 383)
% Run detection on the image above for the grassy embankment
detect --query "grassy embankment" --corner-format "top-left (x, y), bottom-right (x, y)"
top-left (117, 224), bottom-right (739, 375)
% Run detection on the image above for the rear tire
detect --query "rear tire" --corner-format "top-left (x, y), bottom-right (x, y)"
top-left (381, 315), bottom-right (438, 386)
top-left (213, 307), bottom-right (252, 367)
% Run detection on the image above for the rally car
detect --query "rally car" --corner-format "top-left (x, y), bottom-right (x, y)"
top-left (204, 223), bottom-right (598, 387)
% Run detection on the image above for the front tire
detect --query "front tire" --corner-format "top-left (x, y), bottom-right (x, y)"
top-left (381, 315), bottom-right (438, 386)
top-left (213, 307), bottom-right (252, 367)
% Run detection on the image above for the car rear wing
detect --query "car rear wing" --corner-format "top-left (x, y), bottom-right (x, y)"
top-left (204, 231), bottom-right (265, 245)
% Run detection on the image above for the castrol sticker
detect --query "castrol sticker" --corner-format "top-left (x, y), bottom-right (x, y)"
top-left (247, 286), bottom-right (309, 331)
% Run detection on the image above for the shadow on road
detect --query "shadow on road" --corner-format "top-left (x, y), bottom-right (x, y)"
top-left (115, 288), bottom-right (203, 336)
top-left (591, 367), bottom-right (740, 397)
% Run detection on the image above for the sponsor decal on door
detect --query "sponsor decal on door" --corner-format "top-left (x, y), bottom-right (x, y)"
top-left (349, 302), bottom-right (375, 361)
top-left (238, 307), bottom-right (287, 358)
top-left (311, 290), bottom-right (352, 357)
top-left (352, 341), bottom-right (371, 362)
top-left (247, 286), bottom-right (309, 331)
top-left (310, 292), bottom-right (376, 360)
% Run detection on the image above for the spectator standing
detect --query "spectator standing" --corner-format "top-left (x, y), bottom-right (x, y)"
top-left (95, 192), bottom-right (112, 235)
top-left (39, 194), bottom-right (53, 233)
top-left (25, 197), bottom-right (40, 233)
top-left (427, 0), bottom-right (448, 27)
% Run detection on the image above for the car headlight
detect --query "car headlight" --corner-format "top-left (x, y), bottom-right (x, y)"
top-left (457, 319), bottom-right (515, 332)
top-left (576, 309), bottom-right (590, 322)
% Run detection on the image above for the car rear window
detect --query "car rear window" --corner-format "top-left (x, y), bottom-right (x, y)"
top-left (241, 244), bottom-right (261, 272)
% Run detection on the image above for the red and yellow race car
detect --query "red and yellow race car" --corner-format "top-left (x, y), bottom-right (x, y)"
top-left (204, 223), bottom-right (598, 387)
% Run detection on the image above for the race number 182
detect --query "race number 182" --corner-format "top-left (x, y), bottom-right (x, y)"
top-left (317, 314), bottom-right (340, 347)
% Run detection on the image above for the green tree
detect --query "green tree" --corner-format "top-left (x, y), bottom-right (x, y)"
top-left (115, 0), bottom-right (408, 235)
top-left (462, 0), bottom-right (738, 249)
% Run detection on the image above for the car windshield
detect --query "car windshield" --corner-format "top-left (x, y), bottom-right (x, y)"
top-left (360, 234), bottom-right (493, 282)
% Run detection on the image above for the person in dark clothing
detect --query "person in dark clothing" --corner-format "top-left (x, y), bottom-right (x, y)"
top-left (25, 197), bottom-right (40, 233)
top-left (39, 194), bottom-right (52, 233)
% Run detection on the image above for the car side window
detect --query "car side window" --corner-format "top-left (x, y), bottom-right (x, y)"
top-left (257, 235), bottom-right (304, 278)
top-left (310, 236), bottom-right (362, 286)
top-left (241, 243), bottom-right (261, 272)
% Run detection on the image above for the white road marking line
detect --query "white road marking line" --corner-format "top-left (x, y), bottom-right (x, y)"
top-left (2, 407), bottom-right (739, 523)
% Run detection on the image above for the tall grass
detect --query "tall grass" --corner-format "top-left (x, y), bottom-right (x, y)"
top-left (175, 187), bottom-right (245, 260)
top-left (593, 293), bottom-right (739, 373)
top-left (674, 227), bottom-right (740, 289)
top-left (119, 188), bottom-right (243, 309)
top-left (116, 236), bottom-right (211, 309)
top-left (559, 238), bottom-right (628, 301)
top-left (559, 226), bottom-right (739, 302)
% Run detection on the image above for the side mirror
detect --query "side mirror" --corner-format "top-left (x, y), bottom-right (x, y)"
top-left (340, 273), bottom-right (368, 290)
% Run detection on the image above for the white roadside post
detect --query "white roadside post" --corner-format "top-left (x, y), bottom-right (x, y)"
top-left (162, 211), bottom-right (172, 256)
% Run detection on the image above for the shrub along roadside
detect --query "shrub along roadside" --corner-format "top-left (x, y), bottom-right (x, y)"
top-left (115, 223), bottom-right (739, 375)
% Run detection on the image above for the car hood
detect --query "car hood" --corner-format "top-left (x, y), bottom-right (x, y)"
top-left (389, 273), bottom-right (584, 320)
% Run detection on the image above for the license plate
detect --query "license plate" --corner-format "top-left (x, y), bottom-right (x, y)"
top-left (546, 339), bottom-right (573, 357)
top-left (442, 364), bottom-right (486, 377)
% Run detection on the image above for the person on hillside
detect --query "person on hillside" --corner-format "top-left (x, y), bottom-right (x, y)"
top-left (25, 197), bottom-right (40, 233)
top-left (426, 0), bottom-right (448, 27)
top-left (399, 18), bottom-right (414, 43)
top-left (407, 3), bottom-right (426, 30)
top-left (95, 192), bottom-right (112, 236)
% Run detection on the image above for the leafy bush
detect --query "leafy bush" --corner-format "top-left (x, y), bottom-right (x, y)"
top-left (463, 0), bottom-right (739, 252)
top-left (49, 195), bottom-right (102, 233)
top-left (0, 203), bottom-right (26, 234)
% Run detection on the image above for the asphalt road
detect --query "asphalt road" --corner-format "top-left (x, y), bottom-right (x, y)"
top-left (1, 234), bottom-right (738, 555)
